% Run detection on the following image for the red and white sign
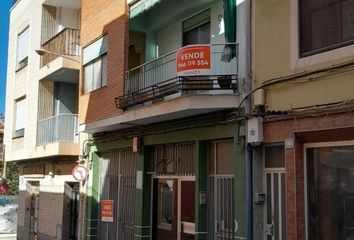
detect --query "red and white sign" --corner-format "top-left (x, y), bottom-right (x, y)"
top-left (101, 200), bottom-right (114, 222)
top-left (72, 165), bottom-right (88, 182)
top-left (176, 44), bottom-right (211, 76)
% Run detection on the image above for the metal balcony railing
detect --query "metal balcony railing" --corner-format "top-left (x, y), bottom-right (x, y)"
top-left (116, 43), bottom-right (238, 109)
top-left (40, 28), bottom-right (80, 67)
top-left (37, 113), bottom-right (78, 146)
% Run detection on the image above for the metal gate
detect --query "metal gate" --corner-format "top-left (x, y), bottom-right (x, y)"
top-left (98, 149), bottom-right (137, 240)
top-left (208, 176), bottom-right (236, 240)
top-left (264, 171), bottom-right (286, 240)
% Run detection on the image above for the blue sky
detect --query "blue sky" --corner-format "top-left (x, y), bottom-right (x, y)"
top-left (0, 1), bottom-right (12, 116)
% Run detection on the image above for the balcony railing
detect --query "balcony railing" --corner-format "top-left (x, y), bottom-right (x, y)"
top-left (116, 43), bottom-right (238, 109)
top-left (37, 114), bottom-right (78, 146)
top-left (40, 28), bottom-right (80, 67)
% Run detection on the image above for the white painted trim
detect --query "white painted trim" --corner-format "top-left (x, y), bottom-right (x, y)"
top-left (80, 94), bottom-right (240, 134)
top-left (303, 145), bottom-right (308, 240)
top-left (290, 0), bottom-right (354, 70)
top-left (151, 176), bottom-right (195, 240)
top-left (304, 140), bottom-right (354, 148)
top-left (263, 142), bottom-right (286, 239)
top-left (278, 173), bottom-right (282, 240)
top-left (153, 175), bottom-right (195, 180)
top-left (303, 140), bottom-right (354, 240)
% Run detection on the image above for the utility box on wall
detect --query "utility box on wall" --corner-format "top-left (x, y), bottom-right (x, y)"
top-left (247, 117), bottom-right (263, 145)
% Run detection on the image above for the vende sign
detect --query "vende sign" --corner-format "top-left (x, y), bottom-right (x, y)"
top-left (176, 45), bottom-right (211, 76)
top-left (101, 200), bottom-right (114, 222)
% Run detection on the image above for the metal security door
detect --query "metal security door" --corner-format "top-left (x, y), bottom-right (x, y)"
top-left (208, 176), bottom-right (235, 240)
top-left (207, 140), bottom-right (235, 240)
top-left (264, 171), bottom-right (286, 240)
top-left (99, 149), bottom-right (137, 240)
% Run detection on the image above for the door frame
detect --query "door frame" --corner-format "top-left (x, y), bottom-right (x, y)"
top-left (303, 140), bottom-right (354, 240)
top-left (152, 175), bottom-right (195, 240)
top-left (263, 168), bottom-right (285, 240)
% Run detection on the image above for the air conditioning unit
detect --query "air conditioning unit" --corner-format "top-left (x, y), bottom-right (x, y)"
top-left (247, 117), bottom-right (263, 145)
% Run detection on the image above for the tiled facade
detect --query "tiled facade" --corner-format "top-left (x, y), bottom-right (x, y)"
top-left (5, 0), bottom-right (81, 239)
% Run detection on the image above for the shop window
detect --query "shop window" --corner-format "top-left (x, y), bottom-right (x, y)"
top-left (300, 0), bottom-right (354, 56)
top-left (307, 146), bottom-right (354, 240)
top-left (83, 36), bottom-right (108, 93)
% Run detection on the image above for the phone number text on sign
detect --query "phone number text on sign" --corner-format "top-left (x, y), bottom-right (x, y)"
top-left (176, 45), bottom-right (211, 76)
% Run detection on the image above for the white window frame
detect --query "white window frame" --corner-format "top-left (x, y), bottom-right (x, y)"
top-left (303, 140), bottom-right (354, 240)
top-left (14, 97), bottom-right (26, 138)
top-left (83, 36), bottom-right (108, 93)
top-left (16, 26), bottom-right (30, 70)
top-left (290, 0), bottom-right (354, 69)
top-left (83, 54), bottom-right (107, 93)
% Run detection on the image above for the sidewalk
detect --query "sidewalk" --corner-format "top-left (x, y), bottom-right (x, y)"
top-left (0, 233), bottom-right (17, 240)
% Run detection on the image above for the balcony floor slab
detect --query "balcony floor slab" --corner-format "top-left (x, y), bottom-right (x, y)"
top-left (6, 142), bottom-right (79, 162)
top-left (38, 56), bottom-right (80, 83)
top-left (80, 94), bottom-right (240, 134)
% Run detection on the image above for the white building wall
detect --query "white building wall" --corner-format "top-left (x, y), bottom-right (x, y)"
top-left (4, 0), bottom-right (43, 162)
top-left (155, 1), bottom-right (226, 56)
top-left (56, 7), bottom-right (80, 33)
top-left (5, 0), bottom-right (80, 162)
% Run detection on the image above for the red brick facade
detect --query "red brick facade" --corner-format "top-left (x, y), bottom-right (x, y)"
top-left (264, 112), bottom-right (354, 240)
top-left (79, 0), bottom-right (128, 124)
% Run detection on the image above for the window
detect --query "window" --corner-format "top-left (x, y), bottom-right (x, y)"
top-left (208, 140), bottom-right (234, 175)
top-left (16, 26), bottom-right (30, 70)
top-left (14, 97), bottom-right (26, 138)
top-left (307, 146), bottom-right (354, 240)
top-left (300, 0), bottom-right (354, 56)
top-left (183, 10), bottom-right (210, 46)
top-left (83, 36), bottom-right (108, 93)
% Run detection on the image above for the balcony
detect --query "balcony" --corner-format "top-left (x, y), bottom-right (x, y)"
top-left (40, 28), bottom-right (80, 67)
top-left (116, 43), bottom-right (238, 109)
top-left (37, 113), bottom-right (78, 146)
top-left (38, 28), bottom-right (80, 83)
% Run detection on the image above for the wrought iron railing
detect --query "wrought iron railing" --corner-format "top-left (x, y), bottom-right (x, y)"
top-left (40, 28), bottom-right (80, 67)
top-left (116, 43), bottom-right (238, 109)
top-left (37, 113), bottom-right (78, 146)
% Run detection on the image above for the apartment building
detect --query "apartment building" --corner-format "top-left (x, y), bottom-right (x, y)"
top-left (79, 0), bottom-right (249, 239)
top-left (0, 117), bottom-right (4, 163)
top-left (251, 0), bottom-right (354, 240)
top-left (4, 0), bottom-right (81, 239)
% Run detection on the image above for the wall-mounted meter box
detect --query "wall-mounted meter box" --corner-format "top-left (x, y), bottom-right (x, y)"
top-left (247, 117), bottom-right (263, 145)
top-left (254, 89), bottom-right (265, 107)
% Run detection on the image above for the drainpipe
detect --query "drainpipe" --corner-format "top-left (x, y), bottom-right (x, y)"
top-left (2, 145), bottom-right (6, 178)
top-left (246, 146), bottom-right (253, 240)
top-left (244, 0), bottom-right (253, 239)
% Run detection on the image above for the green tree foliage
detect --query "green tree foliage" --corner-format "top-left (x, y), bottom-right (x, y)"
top-left (0, 162), bottom-right (19, 195)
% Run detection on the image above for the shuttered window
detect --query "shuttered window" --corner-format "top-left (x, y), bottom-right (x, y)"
top-left (14, 97), bottom-right (26, 137)
top-left (17, 26), bottom-right (30, 70)
top-left (183, 10), bottom-right (211, 46)
top-left (83, 36), bottom-right (108, 93)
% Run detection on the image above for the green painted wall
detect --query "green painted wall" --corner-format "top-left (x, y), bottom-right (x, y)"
top-left (85, 121), bottom-right (247, 240)
top-left (85, 152), bottom-right (100, 240)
